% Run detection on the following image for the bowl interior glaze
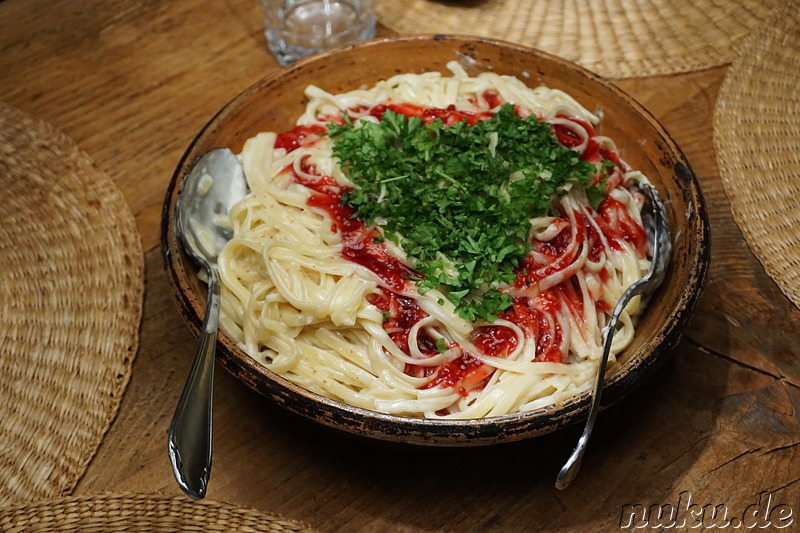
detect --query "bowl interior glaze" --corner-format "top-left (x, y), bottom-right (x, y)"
top-left (162, 35), bottom-right (710, 446)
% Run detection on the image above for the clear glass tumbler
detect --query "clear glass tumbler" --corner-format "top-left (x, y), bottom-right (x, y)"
top-left (260, 0), bottom-right (376, 66)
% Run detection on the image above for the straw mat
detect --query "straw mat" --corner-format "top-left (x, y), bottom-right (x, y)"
top-left (0, 493), bottom-right (318, 532)
top-left (713, 2), bottom-right (800, 310)
top-left (376, 0), bottom-right (782, 78)
top-left (0, 103), bottom-right (144, 505)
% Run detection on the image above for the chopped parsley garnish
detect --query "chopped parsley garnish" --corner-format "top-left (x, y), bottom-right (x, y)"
top-left (328, 104), bottom-right (596, 322)
top-left (586, 181), bottom-right (606, 211)
top-left (435, 337), bottom-right (448, 354)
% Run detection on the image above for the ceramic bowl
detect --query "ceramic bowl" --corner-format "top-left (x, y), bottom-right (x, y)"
top-left (161, 35), bottom-right (710, 446)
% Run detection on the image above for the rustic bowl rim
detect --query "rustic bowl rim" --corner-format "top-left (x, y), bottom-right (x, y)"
top-left (161, 33), bottom-right (711, 446)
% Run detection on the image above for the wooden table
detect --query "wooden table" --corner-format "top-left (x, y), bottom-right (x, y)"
top-left (2, 0), bottom-right (799, 531)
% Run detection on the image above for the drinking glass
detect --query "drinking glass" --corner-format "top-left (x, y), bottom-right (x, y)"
top-left (260, 0), bottom-right (376, 66)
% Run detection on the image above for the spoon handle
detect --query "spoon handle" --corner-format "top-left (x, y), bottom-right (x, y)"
top-left (167, 267), bottom-right (219, 500)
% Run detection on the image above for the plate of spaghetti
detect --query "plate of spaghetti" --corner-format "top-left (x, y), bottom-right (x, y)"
top-left (162, 35), bottom-right (709, 445)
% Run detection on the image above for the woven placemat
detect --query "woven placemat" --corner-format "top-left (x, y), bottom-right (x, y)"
top-left (0, 493), bottom-right (318, 532)
top-left (0, 103), bottom-right (144, 505)
top-left (376, 0), bottom-right (782, 78)
top-left (713, 2), bottom-right (800, 310)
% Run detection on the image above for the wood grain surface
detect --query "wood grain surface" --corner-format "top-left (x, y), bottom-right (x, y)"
top-left (1, 0), bottom-right (798, 531)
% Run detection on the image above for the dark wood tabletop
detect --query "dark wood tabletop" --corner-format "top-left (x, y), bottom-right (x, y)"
top-left (2, 0), bottom-right (798, 531)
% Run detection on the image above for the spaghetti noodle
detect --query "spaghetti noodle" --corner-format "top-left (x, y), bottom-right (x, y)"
top-left (215, 62), bottom-right (653, 419)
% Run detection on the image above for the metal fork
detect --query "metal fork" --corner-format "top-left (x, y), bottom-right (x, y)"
top-left (555, 181), bottom-right (671, 490)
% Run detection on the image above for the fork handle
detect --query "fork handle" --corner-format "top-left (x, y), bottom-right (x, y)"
top-left (555, 278), bottom-right (646, 490)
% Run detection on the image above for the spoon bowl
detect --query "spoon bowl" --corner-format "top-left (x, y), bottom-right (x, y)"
top-left (167, 148), bottom-right (247, 500)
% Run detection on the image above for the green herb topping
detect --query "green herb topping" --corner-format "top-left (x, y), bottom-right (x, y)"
top-left (328, 103), bottom-right (596, 322)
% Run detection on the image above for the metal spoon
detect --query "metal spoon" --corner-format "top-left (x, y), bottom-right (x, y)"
top-left (555, 181), bottom-right (671, 490)
top-left (168, 148), bottom-right (248, 499)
